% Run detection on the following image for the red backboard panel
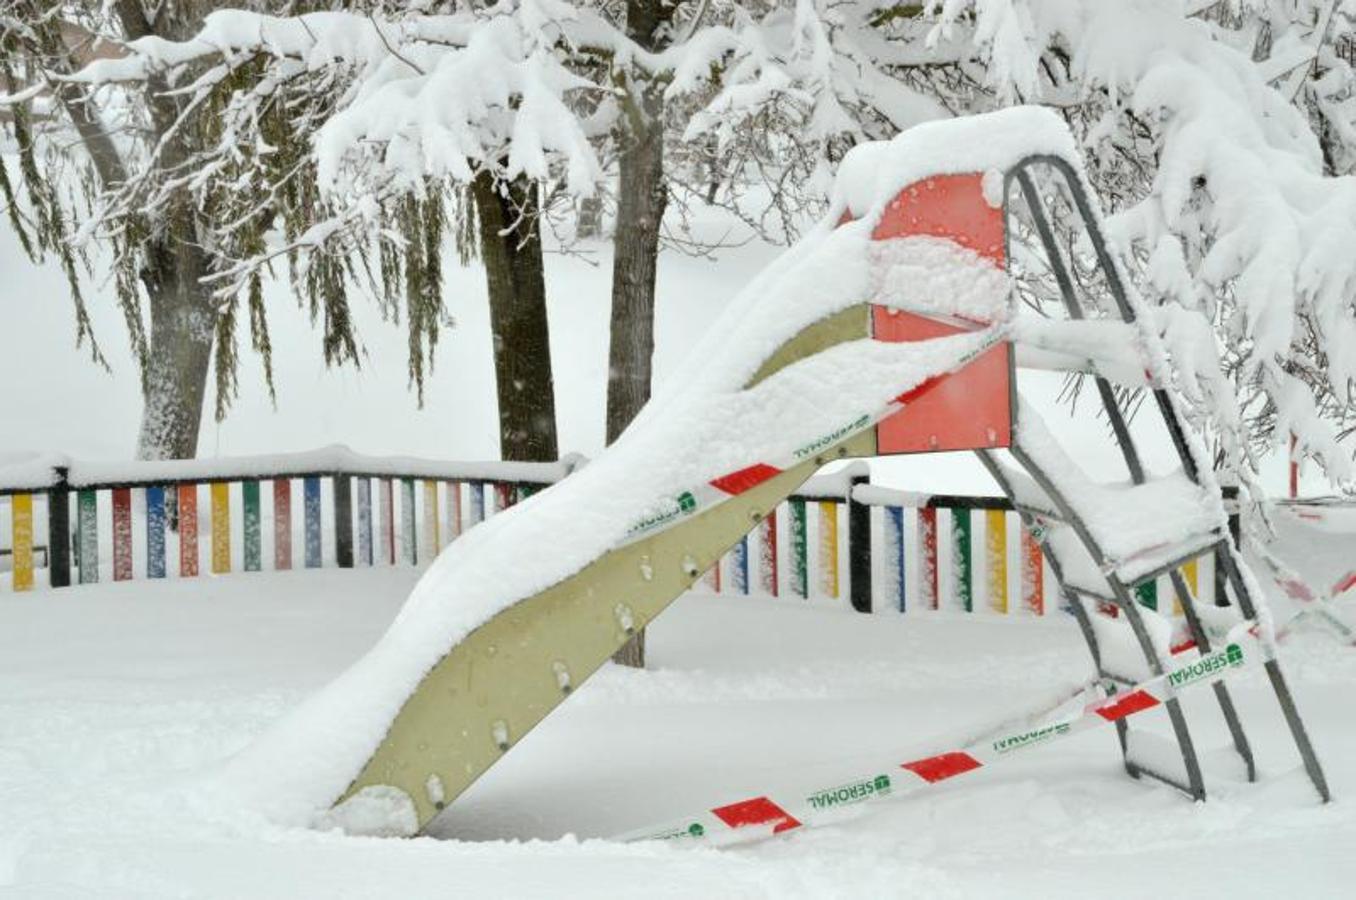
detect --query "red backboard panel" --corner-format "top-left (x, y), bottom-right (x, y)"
top-left (873, 308), bottom-right (1011, 453)
top-left (871, 173), bottom-right (1005, 265)
top-left (864, 172), bottom-right (1012, 454)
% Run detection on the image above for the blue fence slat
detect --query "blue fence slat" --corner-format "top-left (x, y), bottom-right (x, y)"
top-left (732, 535), bottom-right (749, 594)
top-left (146, 486), bottom-right (166, 579)
top-left (401, 477), bottom-right (418, 565)
top-left (357, 478), bottom-right (373, 566)
top-left (304, 476), bottom-right (322, 568)
top-left (887, 506), bottom-right (905, 612)
top-left (469, 481), bottom-right (485, 527)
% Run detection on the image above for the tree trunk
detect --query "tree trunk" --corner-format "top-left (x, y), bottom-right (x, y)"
top-left (577, 194), bottom-right (605, 240)
top-left (472, 171), bottom-right (560, 463)
top-left (607, 0), bottom-right (676, 669)
top-left (604, 71), bottom-right (667, 446)
top-left (134, 241), bottom-right (215, 460)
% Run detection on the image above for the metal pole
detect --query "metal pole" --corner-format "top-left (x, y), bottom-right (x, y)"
top-left (334, 475), bottom-right (354, 569)
top-left (848, 473), bottom-right (872, 613)
top-left (47, 467), bottom-right (71, 588)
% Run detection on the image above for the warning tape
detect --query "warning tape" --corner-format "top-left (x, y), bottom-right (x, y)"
top-left (1333, 571), bottom-right (1356, 599)
top-left (617, 621), bottom-right (1259, 846)
top-left (1255, 543), bottom-right (1356, 646)
top-left (619, 327), bottom-right (1007, 547)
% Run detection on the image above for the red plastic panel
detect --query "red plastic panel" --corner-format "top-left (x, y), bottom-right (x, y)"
top-left (856, 170), bottom-right (1012, 454)
top-left (871, 172), bottom-right (1005, 265)
top-left (874, 309), bottom-right (1012, 453)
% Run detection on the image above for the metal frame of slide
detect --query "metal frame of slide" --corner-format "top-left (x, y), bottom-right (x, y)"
top-left (332, 150), bottom-right (1330, 838)
top-left (993, 156), bottom-right (1329, 803)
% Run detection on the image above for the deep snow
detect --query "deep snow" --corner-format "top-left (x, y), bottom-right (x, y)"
top-left (0, 552), bottom-right (1351, 898)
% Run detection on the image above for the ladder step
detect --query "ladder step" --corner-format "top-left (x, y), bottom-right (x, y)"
top-left (1127, 760), bottom-right (1199, 798)
top-left (1085, 599), bottom-right (1173, 681)
top-left (1013, 317), bottom-right (1155, 387)
top-left (1125, 730), bottom-right (1199, 798)
top-left (1013, 400), bottom-right (1226, 569)
top-left (1125, 730), bottom-right (1254, 795)
top-left (1114, 531), bottom-right (1222, 586)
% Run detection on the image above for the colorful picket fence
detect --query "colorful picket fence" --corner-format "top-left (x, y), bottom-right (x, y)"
top-left (702, 480), bottom-right (1219, 619)
top-left (0, 449), bottom-right (575, 592)
top-left (0, 451), bottom-right (1221, 621)
top-left (702, 484), bottom-right (1050, 615)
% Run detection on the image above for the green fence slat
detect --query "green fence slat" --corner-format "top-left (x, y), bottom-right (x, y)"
top-left (952, 508), bottom-right (972, 613)
top-left (1136, 578), bottom-right (1158, 611)
top-left (789, 498), bottom-right (808, 598)
top-left (77, 489), bottom-right (98, 584)
top-left (242, 479), bottom-right (262, 572)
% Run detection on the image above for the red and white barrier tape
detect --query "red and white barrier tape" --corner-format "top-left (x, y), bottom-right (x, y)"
top-left (618, 622), bottom-right (1259, 846)
top-left (1254, 543), bottom-right (1356, 646)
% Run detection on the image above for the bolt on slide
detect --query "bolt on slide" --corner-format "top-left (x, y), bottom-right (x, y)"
top-left (212, 107), bottom-right (1330, 839)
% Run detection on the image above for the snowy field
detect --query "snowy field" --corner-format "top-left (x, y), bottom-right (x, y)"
top-left (1, 554), bottom-right (1352, 898)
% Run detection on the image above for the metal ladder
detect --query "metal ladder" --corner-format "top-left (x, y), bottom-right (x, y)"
top-left (976, 154), bottom-right (1331, 803)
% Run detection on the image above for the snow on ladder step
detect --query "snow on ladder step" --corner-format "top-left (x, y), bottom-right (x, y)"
top-left (619, 624), bottom-right (1258, 847)
top-left (1014, 399), bottom-right (1224, 583)
top-left (1012, 317), bottom-right (1154, 387)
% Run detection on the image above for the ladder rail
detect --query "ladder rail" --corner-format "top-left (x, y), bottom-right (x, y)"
top-left (976, 449), bottom-right (1136, 764)
top-left (1007, 157), bottom-right (1250, 795)
top-left (1008, 155), bottom-right (1206, 485)
top-left (1011, 168), bottom-right (1148, 484)
top-left (1216, 542), bottom-right (1333, 801)
top-left (1006, 440), bottom-right (1207, 799)
top-left (1166, 563), bottom-right (1257, 782)
top-left (1002, 152), bottom-right (1329, 803)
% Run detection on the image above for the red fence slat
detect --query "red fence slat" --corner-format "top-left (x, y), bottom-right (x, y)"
top-left (273, 478), bottom-right (292, 570)
top-left (1022, 526), bottom-right (1044, 615)
top-left (112, 487), bottom-right (133, 581)
top-left (178, 484), bottom-right (199, 577)
top-left (919, 507), bottom-right (939, 610)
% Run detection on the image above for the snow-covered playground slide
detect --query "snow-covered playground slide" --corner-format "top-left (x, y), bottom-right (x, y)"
top-left (217, 108), bottom-right (1329, 839)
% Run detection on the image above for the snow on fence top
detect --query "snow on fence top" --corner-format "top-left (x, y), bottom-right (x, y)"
top-left (0, 445), bottom-right (582, 495)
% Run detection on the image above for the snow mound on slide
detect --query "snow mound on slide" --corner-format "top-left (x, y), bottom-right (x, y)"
top-left (209, 106), bottom-right (1078, 829)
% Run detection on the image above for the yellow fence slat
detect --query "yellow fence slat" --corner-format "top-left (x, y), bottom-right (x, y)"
top-left (1175, 557), bottom-right (1199, 615)
top-left (211, 482), bottom-right (231, 574)
top-left (818, 501), bottom-right (839, 599)
top-left (986, 509), bottom-right (1008, 614)
top-left (11, 493), bottom-right (34, 591)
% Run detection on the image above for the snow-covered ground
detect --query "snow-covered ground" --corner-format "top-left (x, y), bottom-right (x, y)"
top-left (1, 552), bottom-right (1352, 898)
